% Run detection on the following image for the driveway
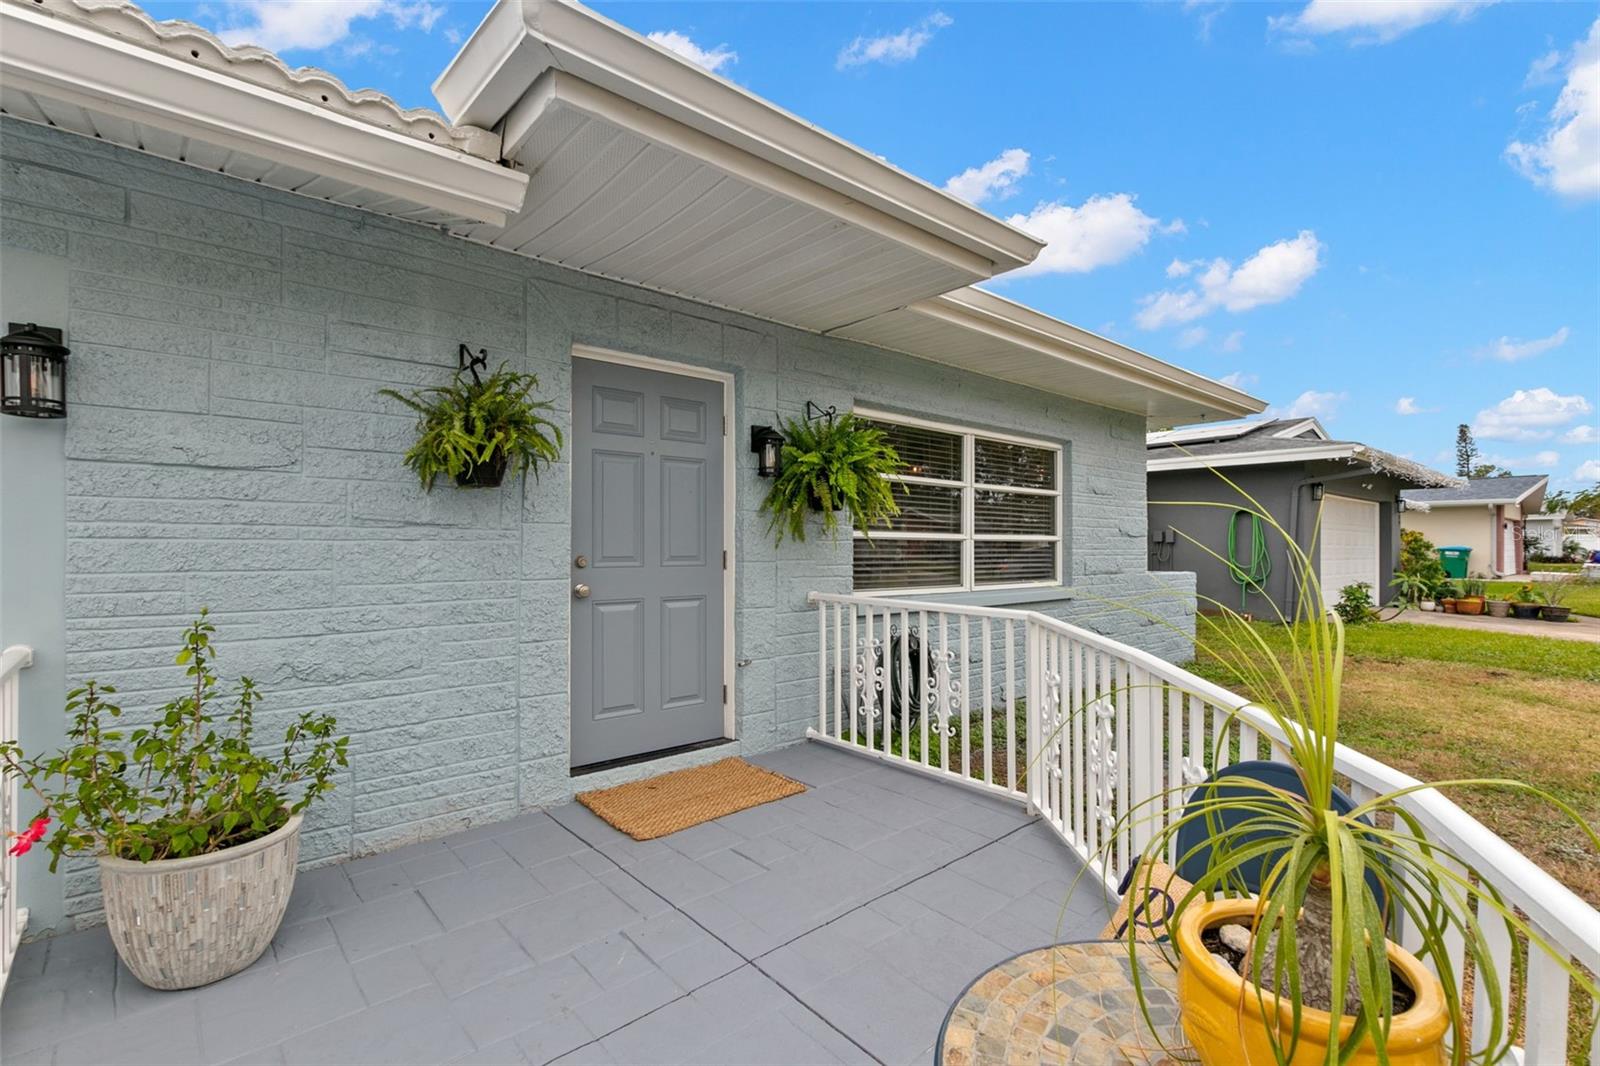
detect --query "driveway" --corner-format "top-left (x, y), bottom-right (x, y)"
top-left (1385, 608), bottom-right (1600, 644)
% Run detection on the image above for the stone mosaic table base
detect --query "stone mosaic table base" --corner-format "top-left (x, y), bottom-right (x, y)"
top-left (938, 940), bottom-right (1193, 1065)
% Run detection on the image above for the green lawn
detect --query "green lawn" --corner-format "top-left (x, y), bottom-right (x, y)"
top-left (1196, 618), bottom-right (1600, 682)
top-left (1483, 579), bottom-right (1600, 618)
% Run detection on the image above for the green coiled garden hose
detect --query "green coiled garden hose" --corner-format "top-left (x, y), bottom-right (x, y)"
top-left (1226, 510), bottom-right (1271, 610)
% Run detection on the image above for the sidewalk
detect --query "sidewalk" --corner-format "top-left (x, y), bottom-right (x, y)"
top-left (1385, 608), bottom-right (1600, 644)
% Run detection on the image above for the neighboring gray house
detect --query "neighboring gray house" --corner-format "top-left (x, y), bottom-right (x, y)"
top-left (1146, 419), bottom-right (1458, 618)
top-left (0, 0), bottom-right (1260, 934)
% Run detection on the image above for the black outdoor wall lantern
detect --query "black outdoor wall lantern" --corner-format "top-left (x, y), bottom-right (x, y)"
top-left (750, 424), bottom-right (784, 478)
top-left (1, 322), bottom-right (69, 419)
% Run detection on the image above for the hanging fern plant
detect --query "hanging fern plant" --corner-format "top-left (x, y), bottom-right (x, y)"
top-left (759, 413), bottom-right (905, 544)
top-left (380, 364), bottom-right (562, 490)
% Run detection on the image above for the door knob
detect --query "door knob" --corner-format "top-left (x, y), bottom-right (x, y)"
top-left (573, 583), bottom-right (591, 599)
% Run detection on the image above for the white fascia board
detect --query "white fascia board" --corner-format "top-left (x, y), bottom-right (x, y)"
top-left (919, 287), bottom-right (1266, 420)
top-left (1147, 444), bottom-right (1361, 473)
top-left (1271, 418), bottom-right (1328, 441)
top-left (1, 2), bottom-right (528, 225)
top-left (433, 0), bottom-right (1042, 273)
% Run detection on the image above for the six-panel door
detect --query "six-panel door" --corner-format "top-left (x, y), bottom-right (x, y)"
top-left (570, 357), bottom-right (725, 768)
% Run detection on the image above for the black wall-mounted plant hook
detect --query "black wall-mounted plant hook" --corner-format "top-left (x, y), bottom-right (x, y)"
top-left (804, 401), bottom-right (837, 426)
top-left (458, 343), bottom-right (489, 385)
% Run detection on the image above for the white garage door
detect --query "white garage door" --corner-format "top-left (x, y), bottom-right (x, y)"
top-left (1318, 496), bottom-right (1380, 609)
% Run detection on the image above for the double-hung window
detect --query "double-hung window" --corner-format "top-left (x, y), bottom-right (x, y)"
top-left (851, 410), bottom-right (1063, 593)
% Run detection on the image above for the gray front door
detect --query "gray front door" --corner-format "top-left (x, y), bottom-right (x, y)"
top-left (570, 357), bottom-right (725, 768)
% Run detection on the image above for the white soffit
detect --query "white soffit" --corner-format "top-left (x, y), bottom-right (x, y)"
top-left (833, 287), bottom-right (1267, 425)
top-left (0, 0), bottom-right (528, 226)
top-left (433, 0), bottom-right (1045, 332)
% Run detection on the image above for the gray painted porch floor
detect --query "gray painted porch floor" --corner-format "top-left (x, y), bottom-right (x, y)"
top-left (2, 742), bottom-right (1113, 1066)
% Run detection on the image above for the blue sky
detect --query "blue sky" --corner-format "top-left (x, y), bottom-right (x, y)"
top-left (157, 1), bottom-right (1600, 488)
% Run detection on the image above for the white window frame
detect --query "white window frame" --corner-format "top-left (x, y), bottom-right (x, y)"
top-left (852, 407), bottom-right (1064, 594)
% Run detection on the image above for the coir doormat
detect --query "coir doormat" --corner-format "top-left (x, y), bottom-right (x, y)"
top-left (577, 757), bottom-right (805, 840)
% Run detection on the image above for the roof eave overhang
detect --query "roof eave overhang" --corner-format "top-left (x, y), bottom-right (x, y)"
top-left (1147, 445), bottom-right (1359, 473)
top-left (913, 288), bottom-right (1266, 423)
top-left (1, 1), bottom-right (529, 225)
top-left (432, 0), bottom-right (1042, 274)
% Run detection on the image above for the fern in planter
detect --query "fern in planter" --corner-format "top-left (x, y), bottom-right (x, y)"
top-left (380, 364), bottom-right (562, 490)
top-left (759, 413), bottom-right (905, 544)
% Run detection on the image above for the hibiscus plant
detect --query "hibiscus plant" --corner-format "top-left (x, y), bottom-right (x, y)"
top-left (1, 610), bottom-right (347, 869)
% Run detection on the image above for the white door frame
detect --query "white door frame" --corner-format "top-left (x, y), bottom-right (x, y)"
top-left (569, 343), bottom-right (737, 742)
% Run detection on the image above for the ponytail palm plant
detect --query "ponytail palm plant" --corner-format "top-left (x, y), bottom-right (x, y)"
top-left (1089, 472), bottom-right (1600, 1064)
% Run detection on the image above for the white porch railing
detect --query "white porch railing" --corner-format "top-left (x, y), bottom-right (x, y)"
top-left (808, 592), bottom-right (1600, 1064)
top-left (0, 644), bottom-right (32, 1001)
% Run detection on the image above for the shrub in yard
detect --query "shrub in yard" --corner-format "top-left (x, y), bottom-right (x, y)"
top-left (1401, 524), bottom-right (1452, 598)
top-left (1333, 581), bottom-right (1378, 624)
top-left (0, 610), bottom-right (347, 868)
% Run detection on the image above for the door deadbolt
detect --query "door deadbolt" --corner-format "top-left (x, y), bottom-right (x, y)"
top-left (573, 583), bottom-right (591, 599)
top-left (574, 555), bottom-right (588, 569)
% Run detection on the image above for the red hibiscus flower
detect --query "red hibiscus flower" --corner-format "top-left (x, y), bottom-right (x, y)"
top-left (7, 816), bottom-right (49, 857)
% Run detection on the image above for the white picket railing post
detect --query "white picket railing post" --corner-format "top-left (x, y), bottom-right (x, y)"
top-left (0, 644), bottom-right (34, 1002)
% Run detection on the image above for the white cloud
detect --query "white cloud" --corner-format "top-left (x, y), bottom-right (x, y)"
top-left (1218, 371), bottom-right (1258, 390)
top-left (214, 0), bottom-right (448, 52)
top-left (1394, 396), bottom-right (1436, 415)
top-left (1177, 327), bottom-right (1208, 349)
top-left (837, 11), bottom-right (952, 69)
top-left (1534, 449), bottom-right (1561, 466)
top-left (647, 30), bottom-right (738, 73)
top-left (1274, 389), bottom-right (1346, 420)
top-left (1166, 258), bottom-right (1195, 278)
top-left (1524, 48), bottom-right (1564, 88)
top-left (1563, 424), bottom-right (1598, 444)
top-left (1506, 18), bottom-right (1600, 199)
top-left (1270, 0), bottom-right (1495, 44)
top-left (1002, 194), bottom-right (1163, 278)
top-left (1135, 231), bottom-right (1323, 330)
top-left (943, 149), bottom-right (1030, 205)
top-left (1575, 458), bottom-right (1600, 482)
top-left (1477, 325), bottom-right (1570, 362)
top-left (387, 1), bottom-right (442, 32)
top-left (1472, 387), bottom-right (1594, 441)
top-left (1219, 330), bottom-right (1244, 353)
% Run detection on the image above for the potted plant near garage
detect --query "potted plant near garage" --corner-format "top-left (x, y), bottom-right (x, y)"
top-left (1438, 581), bottom-right (1458, 613)
top-left (758, 412), bottom-right (905, 543)
top-left (1455, 577), bottom-right (1486, 616)
top-left (1093, 500), bottom-right (1598, 1066)
top-left (1539, 577), bottom-right (1574, 623)
top-left (381, 362), bottom-right (562, 489)
top-left (0, 611), bottom-right (347, 990)
top-left (1510, 583), bottom-right (1542, 620)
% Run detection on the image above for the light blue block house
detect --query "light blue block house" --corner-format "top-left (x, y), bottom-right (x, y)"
top-left (0, 0), bottom-right (1261, 936)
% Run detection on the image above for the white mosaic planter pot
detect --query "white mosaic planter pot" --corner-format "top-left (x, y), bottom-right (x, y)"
top-left (98, 814), bottom-right (301, 990)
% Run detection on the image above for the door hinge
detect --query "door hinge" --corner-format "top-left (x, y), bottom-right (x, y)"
top-left (722, 549), bottom-right (728, 570)
top-left (722, 415), bottom-right (728, 436)
top-left (722, 683), bottom-right (728, 705)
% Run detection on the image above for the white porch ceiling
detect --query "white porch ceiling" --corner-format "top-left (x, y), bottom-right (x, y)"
top-left (449, 73), bottom-right (982, 332)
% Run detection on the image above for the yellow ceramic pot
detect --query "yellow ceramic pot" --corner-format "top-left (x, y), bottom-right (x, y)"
top-left (1175, 898), bottom-right (1448, 1066)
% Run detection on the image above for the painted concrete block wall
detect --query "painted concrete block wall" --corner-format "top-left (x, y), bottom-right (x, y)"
top-left (1, 117), bottom-right (1194, 934)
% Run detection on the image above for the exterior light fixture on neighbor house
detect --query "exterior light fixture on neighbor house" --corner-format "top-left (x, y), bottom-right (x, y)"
top-left (1, 323), bottom-right (69, 419)
top-left (750, 425), bottom-right (784, 477)
top-left (1310, 482), bottom-right (1325, 501)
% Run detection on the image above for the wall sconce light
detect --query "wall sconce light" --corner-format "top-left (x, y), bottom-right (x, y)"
top-left (1397, 498), bottom-right (1409, 513)
top-left (1310, 482), bottom-right (1325, 501)
top-left (1, 323), bottom-right (69, 419)
top-left (749, 425), bottom-right (784, 478)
